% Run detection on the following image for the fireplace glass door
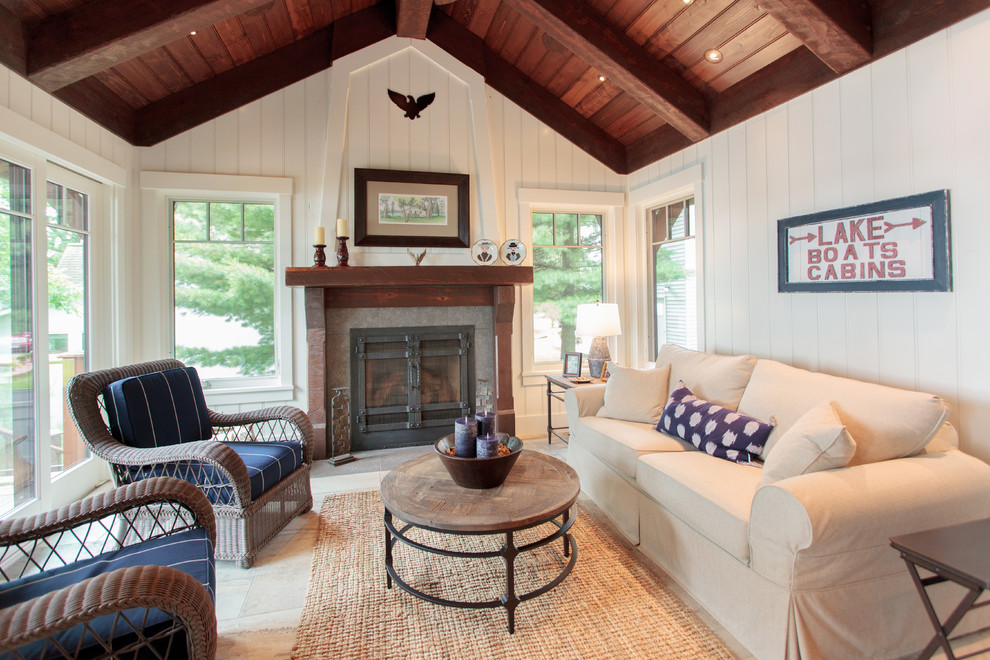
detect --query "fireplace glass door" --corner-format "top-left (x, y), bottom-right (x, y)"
top-left (351, 326), bottom-right (474, 450)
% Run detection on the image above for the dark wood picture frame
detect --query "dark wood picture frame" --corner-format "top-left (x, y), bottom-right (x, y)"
top-left (354, 168), bottom-right (470, 248)
top-left (777, 189), bottom-right (951, 293)
top-left (563, 352), bottom-right (583, 378)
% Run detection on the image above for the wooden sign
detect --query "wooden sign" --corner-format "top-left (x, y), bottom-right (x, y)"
top-left (778, 190), bottom-right (951, 293)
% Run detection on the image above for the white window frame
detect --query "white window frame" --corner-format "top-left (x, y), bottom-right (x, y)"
top-left (518, 188), bottom-right (624, 386)
top-left (629, 164), bottom-right (706, 361)
top-left (140, 171), bottom-right (293, 405)
top-left (0, 136), bottom-right (115, 515)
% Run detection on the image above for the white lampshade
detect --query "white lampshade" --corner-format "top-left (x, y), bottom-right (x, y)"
top-left (576, 302), bottom-right (622, 338)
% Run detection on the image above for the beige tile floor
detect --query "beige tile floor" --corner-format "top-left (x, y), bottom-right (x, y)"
top-left (213, 437), bottom-right (755, 659)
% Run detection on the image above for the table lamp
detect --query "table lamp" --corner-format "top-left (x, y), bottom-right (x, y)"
top-left (576, 302), bottom-right (621, 379)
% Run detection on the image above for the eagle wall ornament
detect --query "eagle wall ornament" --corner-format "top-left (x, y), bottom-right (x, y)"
top-left (388, 90), bottom-right (436, 119)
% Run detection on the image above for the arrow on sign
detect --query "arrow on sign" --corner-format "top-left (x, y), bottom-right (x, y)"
top-left (884, 217), bottom-right (926, 233)
top-left (789, 232), bottom-right (815, 245)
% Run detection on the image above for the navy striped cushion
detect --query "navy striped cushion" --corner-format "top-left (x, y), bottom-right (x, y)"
top-left (103, 367), bottom-right (212, 448)
top-left (0, 528), bottom-right (215, 659)
top-left (227, 441), bottom-right (303, 501)
top-left (127, 441), bottom-right (303, 505)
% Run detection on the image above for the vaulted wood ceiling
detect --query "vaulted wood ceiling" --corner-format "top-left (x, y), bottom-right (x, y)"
top-left (1, 0), bottom-right (987, 174)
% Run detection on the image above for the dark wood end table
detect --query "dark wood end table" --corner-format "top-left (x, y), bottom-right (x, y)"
top-left (380, 450), bottom-right (580, 633)
top-left (890, 518), bottom-right (990, 659)
top-left (545, 374), bottom-right (605, 444)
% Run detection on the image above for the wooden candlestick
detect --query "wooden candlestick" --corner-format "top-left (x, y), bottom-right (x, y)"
top-left (336, 236), bottom-right (349, 267)
top-left (313, 244), bottom-right (327, 268)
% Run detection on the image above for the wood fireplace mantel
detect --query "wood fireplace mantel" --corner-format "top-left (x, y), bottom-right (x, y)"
top-left (285, 266), bottom-right (534, 460)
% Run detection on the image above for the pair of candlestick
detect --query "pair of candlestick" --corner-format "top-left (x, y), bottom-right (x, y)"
top-left (313, 218), bottom-right (349, 268)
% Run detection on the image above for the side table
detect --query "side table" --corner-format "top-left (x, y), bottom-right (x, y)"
top-left (890, 518), bottom-right (990, 659)
top-left (545, 374), bottom-right (604, 445)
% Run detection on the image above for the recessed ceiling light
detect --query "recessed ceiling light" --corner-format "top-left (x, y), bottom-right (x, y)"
top-left (599, 75), bottom-right (606, 82)
top-left (190, 31), bottom-right (197, 35)
top-left (683, 0), bottom-right (693, 4)
top-left (704, 49), bottom-right (723, 63)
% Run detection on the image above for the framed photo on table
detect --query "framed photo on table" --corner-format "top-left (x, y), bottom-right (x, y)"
top-left (563, 352), bottom-right (583, 378)
top-left (354, 168), bottom-right (470, 248)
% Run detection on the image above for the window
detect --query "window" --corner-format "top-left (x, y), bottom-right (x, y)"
top-left (1, 149), bottom-right (107, 517)
top-left (650, 197), bottom-right (697, 356)
top-left (531, 212), bottom-right (603, 363)
top-left (172, 200), bottom-right (276, 382)
top-left (144, 170), bottom-right (292, 400)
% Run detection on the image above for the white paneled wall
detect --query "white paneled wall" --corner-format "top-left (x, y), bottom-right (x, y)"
top-left (629, 8), bottom-right (990, 461)
top-left (0, 66), bottom-right (131, 170)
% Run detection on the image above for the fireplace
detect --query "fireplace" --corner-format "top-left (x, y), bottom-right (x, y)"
top-left (284, 266), bottom-right (533, 461)
top-left (351, 325), bottom-right (475, 450)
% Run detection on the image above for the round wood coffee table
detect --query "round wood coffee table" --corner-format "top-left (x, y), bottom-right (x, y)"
top-left (380, 449), bottom-right (580, 633)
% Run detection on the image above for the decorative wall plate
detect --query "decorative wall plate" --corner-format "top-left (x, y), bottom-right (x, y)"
top-left (500, 239), bottom-right (526, 265)
top-left (471, 239), bottom-right (498, 265)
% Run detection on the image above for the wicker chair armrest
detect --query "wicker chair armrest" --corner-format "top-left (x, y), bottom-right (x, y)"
top-left (210, 405), bottom-right (315, 463)
top-left (0, 477), bottom-right (216, 549)
top-left (0, 564), bottom-right (217, 659)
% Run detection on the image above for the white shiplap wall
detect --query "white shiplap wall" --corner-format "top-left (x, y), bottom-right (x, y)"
top-left (628, 8), bottom-right (990, 461)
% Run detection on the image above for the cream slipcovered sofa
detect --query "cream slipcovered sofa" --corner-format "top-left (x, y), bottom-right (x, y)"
top-left (565, 344), bottom-right (990, 659)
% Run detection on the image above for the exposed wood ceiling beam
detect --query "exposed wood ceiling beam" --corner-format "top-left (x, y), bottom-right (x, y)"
top-left (0, 4), bottom-right (26, 75)
top-left (759, 0), bottom-right (872, 74)
top-left (396, 0), bottom-right (433, 39)
top-left (130, 4), bottom-right (395, 146)
top-left (27, 0), bottom-right (274, 92)
top-left (54, 77), bottom-right (138, 142)
top-left (872, 0), bottom-right (990, 58)
top-left (626, 125), bottom-right (694, 174)
top-left (428, 10), bottom-right (628, 173)
top-left (499, 0), bottom-right (710, 143)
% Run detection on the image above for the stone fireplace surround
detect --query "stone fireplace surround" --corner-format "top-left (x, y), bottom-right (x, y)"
top-left (285, 266), bottom-right (534, 461)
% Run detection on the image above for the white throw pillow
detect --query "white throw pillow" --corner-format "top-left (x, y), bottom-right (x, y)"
top-left (597, 363), bottom-right (671, 425)
top-left (760, 401), bottom-right (857, 486)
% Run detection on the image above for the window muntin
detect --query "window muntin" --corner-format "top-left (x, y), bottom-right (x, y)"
top-left (532, 211), bottom-right (603, 363)
top-left (650, 197), bottom-right (697, 357)
top-left (172, 200), bottom-right (276, 382)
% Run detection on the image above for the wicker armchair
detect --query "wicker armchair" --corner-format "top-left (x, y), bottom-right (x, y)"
top-left (0, 477), bottom-right (217, 659)
top-left (65, 359), bottom-right (314, 568)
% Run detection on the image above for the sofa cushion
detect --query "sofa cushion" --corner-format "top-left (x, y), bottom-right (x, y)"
top-left (657, 344), bottom-right (757, 411)
top-left (570, 416), bottom-right (689, 479)
top-left (738, 359), bottom-right (950, 466)
top-left (597, 363), bottom-right (671, 425)
top-left (103, 367), bottom-right (213, 448)
top-left (637, 451), bottom-right (761, 562)
top-left (0, 528), bottom-right (215, 658)
top-left (760, 401), bottom-right (857, 486)
top-left (658, 381), bottom-right (774, 464)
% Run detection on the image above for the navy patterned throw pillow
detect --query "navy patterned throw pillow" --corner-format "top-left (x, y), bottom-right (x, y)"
top-left (657, 380), bottom-right (774, 464)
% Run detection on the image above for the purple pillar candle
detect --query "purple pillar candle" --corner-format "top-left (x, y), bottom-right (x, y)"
top-left (454, 417), bottom-right (477, 457)
top-left (476, 433), bottom-right (499, 459)
top-left (476, 411), bottom-right (496, 438)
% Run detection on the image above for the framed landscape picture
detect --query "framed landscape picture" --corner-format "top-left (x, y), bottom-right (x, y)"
top-left (354, 168), bottom-right (470, 248)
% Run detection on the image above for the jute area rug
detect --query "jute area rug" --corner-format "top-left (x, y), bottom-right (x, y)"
top-left (292, 490), bottom-right (735, 659)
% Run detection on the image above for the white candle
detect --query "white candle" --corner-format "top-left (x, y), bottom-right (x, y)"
top-left (336, 217), bottom-right (348, 238)
top-left (314, 225), bottom-right (325, 245)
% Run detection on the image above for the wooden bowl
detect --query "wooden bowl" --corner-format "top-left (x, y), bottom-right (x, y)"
top-left (434, 434), bottom-right (523, 489)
